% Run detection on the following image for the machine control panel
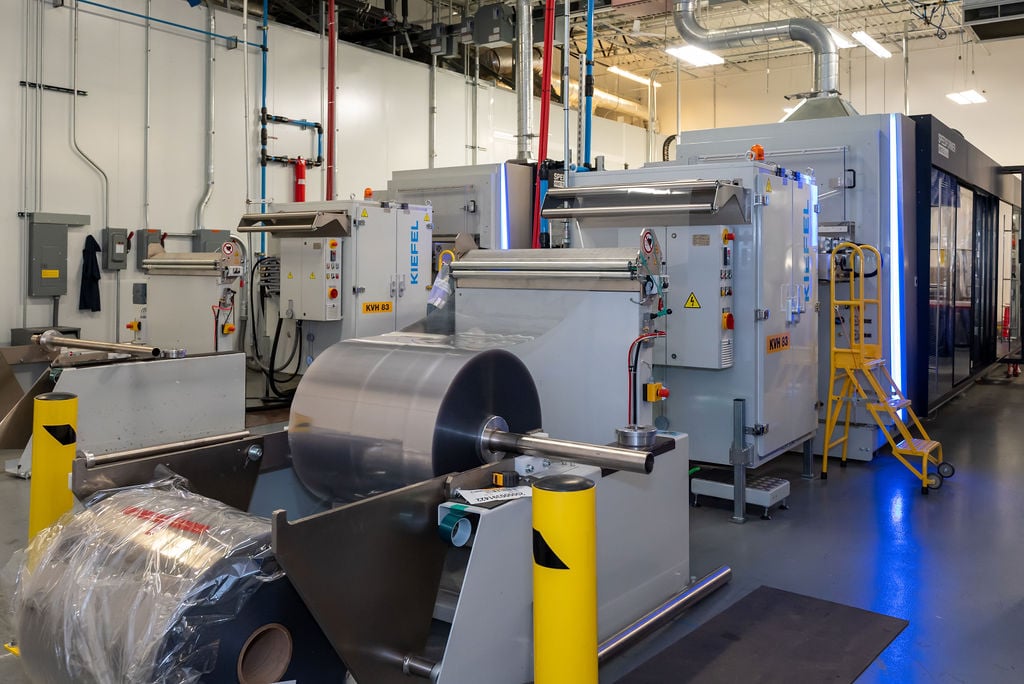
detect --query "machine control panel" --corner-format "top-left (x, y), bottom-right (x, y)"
top-left (279, 237), bottom-right (343, 321)
top-left (665, 226), bottom-right (735, 369)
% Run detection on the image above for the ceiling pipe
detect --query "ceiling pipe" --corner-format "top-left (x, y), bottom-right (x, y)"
top-left (515, 0), bottom-right (534, 162)
top-left (672, 0), bottom-right (839, 96)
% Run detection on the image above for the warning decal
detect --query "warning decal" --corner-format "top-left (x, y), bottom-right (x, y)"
top-left (766, 333), bottom-right (790, 354)
top-left (362, 301), bottom-right (393, 314)
top-left (360, 209), bottom-right (369, 218)
top-left (684, 292), bottom-right (702, 309)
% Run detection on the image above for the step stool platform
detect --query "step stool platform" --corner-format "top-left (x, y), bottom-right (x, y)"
top-left (691, 471), bottom-right (791, 508)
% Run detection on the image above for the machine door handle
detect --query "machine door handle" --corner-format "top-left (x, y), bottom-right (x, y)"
top-left (399, 274), bottom-right (407, 297)
top-left (845, 168), bottom-right (856, 189)
top-left (390, 275), bottom-right (397, 298)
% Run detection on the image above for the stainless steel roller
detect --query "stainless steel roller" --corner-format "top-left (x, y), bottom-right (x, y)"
top-left (289, 337), bottom-right (544, 503)
top-left (289, 335), bottom-right (655, 504)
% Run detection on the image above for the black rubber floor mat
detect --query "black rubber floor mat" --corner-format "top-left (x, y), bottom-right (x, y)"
top-left (619, 585), bottom-right (908, 684)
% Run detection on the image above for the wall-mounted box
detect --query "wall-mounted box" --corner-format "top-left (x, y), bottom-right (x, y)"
top-left (101, 228), bottom-right (128, 270)
top-left (27, 213), bottom-right (89, 297)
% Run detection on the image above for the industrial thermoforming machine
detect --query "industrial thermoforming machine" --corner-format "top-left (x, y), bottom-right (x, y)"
top-left (8, 226), bottom-right (728, 683)
top-left (543, 160), bottom-right (820, 517)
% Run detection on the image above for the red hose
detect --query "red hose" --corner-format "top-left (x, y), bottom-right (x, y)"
top-left (531, 0), bottom-right (557, 249)
top-left (326, 0), bottom-right (337, 200)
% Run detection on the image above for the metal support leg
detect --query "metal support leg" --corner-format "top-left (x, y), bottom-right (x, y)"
top-left (802, 438), bottom-right (814, 480)
top-left (730, 399), bottom-right (748, 524)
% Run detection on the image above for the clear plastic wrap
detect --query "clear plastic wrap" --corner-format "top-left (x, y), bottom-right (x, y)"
top-left (11, 477), bottom-right (346, 684)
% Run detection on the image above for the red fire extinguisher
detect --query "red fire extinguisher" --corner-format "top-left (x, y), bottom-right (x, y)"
top-left (294, 157), bottom-right (307, 202)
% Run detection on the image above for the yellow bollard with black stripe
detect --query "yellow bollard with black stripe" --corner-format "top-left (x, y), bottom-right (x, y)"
top-left (28, 392), bottom-right (78, 539)
top-left (532, 474), bottom-right (598, 684)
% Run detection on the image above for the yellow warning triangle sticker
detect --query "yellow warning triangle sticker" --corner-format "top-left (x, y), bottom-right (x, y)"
top-left (309, 272), bottom-right (316, 279)
top-left (360, 209), bottom-right (369, 218)
top-left (684, 292), bottom-right (702, 309)
top-left (287, 272), bottom-right (293, 279)
top-left (765, 178), bottom-right (773, 193)
top-left (424, 213), bottom-right (431, 222)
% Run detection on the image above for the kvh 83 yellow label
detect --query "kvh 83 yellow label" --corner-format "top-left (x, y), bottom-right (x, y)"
top-left (766, 333), bottom-right (790, 354)
top-left (362, 301), bottom-right (393, 314)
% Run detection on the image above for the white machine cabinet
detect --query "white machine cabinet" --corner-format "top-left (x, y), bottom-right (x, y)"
top-left (554, 161), bottom-right (819, 466)
top-left (267, 200), bottom-right (433, 355)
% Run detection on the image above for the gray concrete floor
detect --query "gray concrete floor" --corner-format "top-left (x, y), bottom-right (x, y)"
top-left (605, 371), bottom-right (1024, 683)
top-left (0, 374), bottom-right (1021, 682)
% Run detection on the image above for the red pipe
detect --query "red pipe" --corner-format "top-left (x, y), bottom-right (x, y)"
top-left (326, 0), bottom-right (337, 200)
top-left (531, 0), bottom-right (556, 249)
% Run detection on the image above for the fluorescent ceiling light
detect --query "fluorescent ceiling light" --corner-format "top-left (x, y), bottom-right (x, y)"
top-left (608, 65), bottom-right (662, 88)
top-left (946, 89), bottom-right (987, 105)
top-left (666, 45), bottom-right (725, 67)
top-left (829, 28), bottom-right (856, 49)
top-left (852, 31), bottom-right (892, 58)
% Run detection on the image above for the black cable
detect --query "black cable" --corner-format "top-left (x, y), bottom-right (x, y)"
top-left (266, 319), bottom-right (303, 397)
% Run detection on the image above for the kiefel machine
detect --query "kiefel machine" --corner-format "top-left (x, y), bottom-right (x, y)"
top-left (11, 234), bottom-right (728, 684)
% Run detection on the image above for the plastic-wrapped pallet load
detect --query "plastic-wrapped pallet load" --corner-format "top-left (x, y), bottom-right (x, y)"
top-left (9, 478), bottom-right (346, 684)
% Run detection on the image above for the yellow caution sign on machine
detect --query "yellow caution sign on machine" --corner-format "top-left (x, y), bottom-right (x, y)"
top-left (684, 292), bottom-right (702, 309)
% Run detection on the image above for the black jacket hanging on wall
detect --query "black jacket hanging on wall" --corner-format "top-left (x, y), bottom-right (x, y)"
top-left (79, 235), bottom-right (102, 312)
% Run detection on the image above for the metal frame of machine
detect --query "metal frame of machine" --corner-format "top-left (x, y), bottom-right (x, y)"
top-left (540, 160), bottom-right (819, 516)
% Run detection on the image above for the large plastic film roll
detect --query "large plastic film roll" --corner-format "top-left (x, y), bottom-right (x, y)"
top-left (289, 335), bottom-right (543, 503)
top-left (12, 480), bottom-right (346, 684)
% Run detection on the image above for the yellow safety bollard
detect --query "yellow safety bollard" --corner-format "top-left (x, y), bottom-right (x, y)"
top-left (532, 474), bottom-right (598, 684)
top-left (28, 392), bottom-right (78, 539)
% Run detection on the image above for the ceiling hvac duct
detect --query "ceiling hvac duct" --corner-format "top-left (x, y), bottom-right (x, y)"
top-left (672, 0), bottom-right (839, 97)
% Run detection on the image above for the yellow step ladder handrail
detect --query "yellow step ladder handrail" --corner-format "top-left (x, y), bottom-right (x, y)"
top-left (821, 242), bottom-right (950, 493)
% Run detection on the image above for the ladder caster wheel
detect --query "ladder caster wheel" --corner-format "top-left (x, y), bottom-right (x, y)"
top-left (839, 460), bottom-right (847, 469)
top-left (820, 471), bottom-right (828, 480)
top-left (938, 462), bottom-right (955, 478)
top-left (921, 486), bottom-right (929, 496)
top-left (926, 472), bottom-right (943, 489)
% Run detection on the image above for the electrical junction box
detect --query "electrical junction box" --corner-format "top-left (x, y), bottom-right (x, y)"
top-left (101, 228), bottom-right (129, 270)
top-left (192, 229), bottom-right (231, 254)
top-left (279, 238), bottom-right (343, 321)
top-left (473, 3), bottom-right (514, 47)
top-left (667, 227), bottom-right (735, 369)
top-left (27, 213), bottom-right (89, 297)
top-left (135, 229), bottom-right (164, 270)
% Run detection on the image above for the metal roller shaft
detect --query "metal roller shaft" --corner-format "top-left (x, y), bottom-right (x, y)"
top-left (34, 330), bottom-right (161, 358)
top-left (484, 429), bottom-right (654, 474)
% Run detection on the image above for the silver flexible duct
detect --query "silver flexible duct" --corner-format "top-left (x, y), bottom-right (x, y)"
top-left (673, 0), bottom-right (839, 96)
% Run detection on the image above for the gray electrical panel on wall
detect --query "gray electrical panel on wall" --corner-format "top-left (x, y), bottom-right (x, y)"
top-left (101, 228), bottom-right (129, 270)
top-left (27, 213), bottom-right (90, 297)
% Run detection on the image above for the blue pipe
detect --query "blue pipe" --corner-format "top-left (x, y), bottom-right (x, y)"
top-left (260, 0), bottom-right (269, 253)
top-left (584, 0), bottom-right (594, 166)
top-left (76, 0), bottom-right (261, 48)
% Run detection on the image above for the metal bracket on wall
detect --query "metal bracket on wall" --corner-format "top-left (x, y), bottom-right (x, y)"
top-left (19, 81), bottom-right (86, 97)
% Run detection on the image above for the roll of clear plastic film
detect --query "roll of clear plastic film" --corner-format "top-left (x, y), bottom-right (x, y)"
top-left (12, 480), bottom-right (346, 684)
top-left (288, 336), bottom-right (543, 503)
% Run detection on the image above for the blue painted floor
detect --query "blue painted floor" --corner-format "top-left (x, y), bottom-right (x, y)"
top-left (606, 373), bottom-right (1024, 683)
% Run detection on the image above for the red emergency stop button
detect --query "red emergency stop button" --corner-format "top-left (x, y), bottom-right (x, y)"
top-left (329, 239), bottom-right (339, 249)
top-left (722, 312), bottom-right (735, 330)
top-left (328, 288), bottom-right (339, 300)
top-left (657, 387), bottom-right (670, 399)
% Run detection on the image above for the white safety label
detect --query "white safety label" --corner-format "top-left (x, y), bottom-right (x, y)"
top-left (457, 486), bottom-right (532, 505)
